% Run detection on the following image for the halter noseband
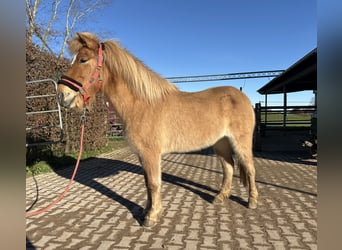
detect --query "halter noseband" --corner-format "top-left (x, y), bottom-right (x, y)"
top-left (58, 43), bottom-right (105, 105)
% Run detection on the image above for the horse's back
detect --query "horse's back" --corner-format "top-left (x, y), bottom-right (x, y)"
top-left (156, 86), bottom-right (255, 153)
top-left (173, 86), bottom-right (254, 118)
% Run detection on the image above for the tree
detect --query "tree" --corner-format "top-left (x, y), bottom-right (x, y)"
top-left (26, 0), bottom-right (112, 155)
top-left (25, 0), bottom-right (112, 59)
top-left (57, 0), bottom-right (111, 61)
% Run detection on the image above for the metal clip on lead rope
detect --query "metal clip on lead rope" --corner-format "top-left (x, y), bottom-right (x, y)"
top-left (81, 108), bottom-right (87, 124)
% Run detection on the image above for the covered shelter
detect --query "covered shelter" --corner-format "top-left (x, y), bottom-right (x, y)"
top-left (256, 48), bottom-right (317, 129)
top-left (258, 48), bottom-right (317, 96)
top-left (254, 48), bottom-right (317, 152)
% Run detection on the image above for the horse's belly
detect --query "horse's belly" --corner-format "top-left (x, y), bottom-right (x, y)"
top-left (162, 119), bottom-right (226, 153)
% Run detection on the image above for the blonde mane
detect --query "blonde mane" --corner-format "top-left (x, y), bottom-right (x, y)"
top-left (103, 40), bottom-right (178, 102)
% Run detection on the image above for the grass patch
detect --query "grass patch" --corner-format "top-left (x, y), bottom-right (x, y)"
top-left (261, 112), bottom-right (312, 127)
top-left (26, 137), bottom-right (127, 177)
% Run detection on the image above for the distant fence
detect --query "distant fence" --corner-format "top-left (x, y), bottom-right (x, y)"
top-left (255, 104), bottom-right (316, 130)
top-left (107, 110), bottom-right (124, 138)
top-left (254, 103), bottom-right (317, 151)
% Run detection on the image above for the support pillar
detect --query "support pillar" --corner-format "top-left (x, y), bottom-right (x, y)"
top-left (283, 86), bottom-right (287, 132)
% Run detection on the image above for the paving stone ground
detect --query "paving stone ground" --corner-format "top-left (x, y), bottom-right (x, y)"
top-left (26, 147), bottom-right (317, 249)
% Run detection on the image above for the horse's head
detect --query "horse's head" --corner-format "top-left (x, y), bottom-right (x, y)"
top-left (57, 32), bottom-right (104, 110)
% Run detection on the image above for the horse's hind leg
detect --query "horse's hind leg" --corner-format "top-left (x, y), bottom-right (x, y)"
top-left (235, 143), bottom-right (258, 209)
top-left (245, 155), bottom-right (258, 209)
top-left (213, 138), bottom-right (234, 203)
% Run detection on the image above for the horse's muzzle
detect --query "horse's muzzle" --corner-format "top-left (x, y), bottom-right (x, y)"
top-left (57, 92), bottom-right (76, 108)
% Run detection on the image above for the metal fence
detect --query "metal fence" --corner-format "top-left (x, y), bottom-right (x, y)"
top-left (254, 103), bottom-right (317, 151)
top-left (107, 110), bottom-right (124, 138)
top-left (255, 104), bottom-right (316, 130)
top-left (26, 79), bottom-right (64, 147)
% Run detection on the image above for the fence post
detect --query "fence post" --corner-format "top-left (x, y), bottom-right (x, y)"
top-left (283, 90), bottom-right (287, 133)
top-left (254, 103), bottom-right (262, 151)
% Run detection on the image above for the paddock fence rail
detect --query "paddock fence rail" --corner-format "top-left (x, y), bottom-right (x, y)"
top-left (26, 79), bottom-right (64, 147)
top-left (254, 103), bottom-right (317, 151)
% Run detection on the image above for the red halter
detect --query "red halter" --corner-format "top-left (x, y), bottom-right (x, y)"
top-left (58, 43), bottom-right (105, 105)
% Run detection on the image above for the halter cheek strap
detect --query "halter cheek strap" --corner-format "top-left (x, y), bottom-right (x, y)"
top-left (58, 43), bottom-right (105, 105)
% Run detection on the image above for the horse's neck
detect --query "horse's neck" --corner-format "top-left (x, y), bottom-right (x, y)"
top-left (104, 76), bottom-right (145, 124)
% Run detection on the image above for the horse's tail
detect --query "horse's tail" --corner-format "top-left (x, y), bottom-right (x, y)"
top-left (228, 136), bottom-right (248, 187)
top-left (237, 160), bottom-right (248, 187)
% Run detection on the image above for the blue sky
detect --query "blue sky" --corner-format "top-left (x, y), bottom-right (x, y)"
top-left (68, 0), bottom-right (317, 106)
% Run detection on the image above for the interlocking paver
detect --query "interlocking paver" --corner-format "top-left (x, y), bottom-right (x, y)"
top-left (26, 147), bottom-right (317, 249)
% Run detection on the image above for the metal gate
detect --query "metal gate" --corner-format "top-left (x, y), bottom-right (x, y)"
top-left (26, 79), bottom-right (63, 147)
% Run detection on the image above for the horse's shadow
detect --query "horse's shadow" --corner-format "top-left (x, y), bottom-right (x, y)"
top-left (28, 155), bottom-right (247, 225)
top-left (52, 157), bottom-right (146, 225)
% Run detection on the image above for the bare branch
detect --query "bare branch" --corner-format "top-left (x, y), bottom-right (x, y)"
top-left (57, 0), bottom-right (76, 61)
top-left (25, 0), bottom-right (41, 42)
top-left (26, 0), bottom-right (112, 59)
top-left (41, 0), bottom-right (62, 52)
top-left (58, 0), bottom-right (107, 60)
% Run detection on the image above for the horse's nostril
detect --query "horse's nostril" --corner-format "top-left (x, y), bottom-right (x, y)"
top-left (57, 92), bottom-right (64, 104)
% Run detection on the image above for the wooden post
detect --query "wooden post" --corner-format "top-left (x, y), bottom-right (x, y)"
top-left (283, 87), bottom-right (287, 131)
top-left (265, 94), bottom-right (268, 125)
top-left (254, 103), bottom-right (262, 151)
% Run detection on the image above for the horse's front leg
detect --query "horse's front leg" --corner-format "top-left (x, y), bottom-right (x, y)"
top-left (140, 153), bottom-right (163, 227)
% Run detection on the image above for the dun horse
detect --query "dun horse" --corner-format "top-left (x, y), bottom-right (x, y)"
top-left (57, 32), bottom-right (258, 227)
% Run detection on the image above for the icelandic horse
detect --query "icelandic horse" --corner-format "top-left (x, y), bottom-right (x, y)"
top-left (57, 32), bottom-right (258, 227)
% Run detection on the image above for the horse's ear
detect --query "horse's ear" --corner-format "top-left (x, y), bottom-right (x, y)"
top-left (76, 32), bottom-right (99, 51)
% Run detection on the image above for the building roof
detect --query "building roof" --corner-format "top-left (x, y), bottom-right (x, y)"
top-left (257, 48), bottom-right (317, 95)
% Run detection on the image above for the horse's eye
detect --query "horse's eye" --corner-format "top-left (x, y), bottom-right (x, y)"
top-left (79, 58), bottom-right (88, 63)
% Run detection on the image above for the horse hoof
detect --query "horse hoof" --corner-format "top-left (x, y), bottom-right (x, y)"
top-left (213, 192), bottom-right (229, 204)
top-left (248, 199), bottom-right (258, 209)
top-left (143, 218), bottom-right (158, 227)
top-left (213, 195), bottom-right (224, 204)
